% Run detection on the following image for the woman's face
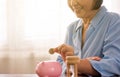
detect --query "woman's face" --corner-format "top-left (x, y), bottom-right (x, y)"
top-left (68, 0), bottom-right (94, 18)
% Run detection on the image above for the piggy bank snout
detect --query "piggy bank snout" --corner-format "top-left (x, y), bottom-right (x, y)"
top-left (35, 61), bottom-right (62, 77)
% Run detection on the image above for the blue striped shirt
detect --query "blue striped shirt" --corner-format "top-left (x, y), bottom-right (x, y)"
top-left (57, 6), bottom-right (120, 76)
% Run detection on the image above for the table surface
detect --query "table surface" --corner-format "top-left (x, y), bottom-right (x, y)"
top-left (0, 74), bottom-right (38, 77)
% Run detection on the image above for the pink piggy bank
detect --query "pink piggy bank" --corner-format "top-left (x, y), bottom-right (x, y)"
top-left (35, 61), bottom-right (62, 77)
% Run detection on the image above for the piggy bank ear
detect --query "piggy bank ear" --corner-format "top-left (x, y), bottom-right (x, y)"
top-left (68, 0), bottom-right (74, 11)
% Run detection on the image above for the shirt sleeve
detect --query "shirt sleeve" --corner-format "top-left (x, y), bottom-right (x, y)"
top-left (90, 17), bottom-right (120, 76)
top-left (56, 55), bottom-right (67, 76)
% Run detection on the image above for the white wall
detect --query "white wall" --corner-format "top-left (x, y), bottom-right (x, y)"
top-left (103, 0), bottom-right (120, 14)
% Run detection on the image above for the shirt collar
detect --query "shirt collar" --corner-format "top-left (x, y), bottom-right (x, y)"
top-left (75, 6), bottom-right (107, 31)
top-left (90, 6), bottom-right (107, 28)
top-left (75, 19), bottom-right (83, 31)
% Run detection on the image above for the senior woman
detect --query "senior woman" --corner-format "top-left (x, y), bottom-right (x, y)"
top-left (53, 0), bottom-right (120, 76)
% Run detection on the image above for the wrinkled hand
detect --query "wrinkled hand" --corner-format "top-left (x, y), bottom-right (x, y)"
top-left (86, 56), bottom-right (101, 61)
top-left (77, 57), bottom-right (101, 75)
top-left (53, 44), bottom-right (74, 61)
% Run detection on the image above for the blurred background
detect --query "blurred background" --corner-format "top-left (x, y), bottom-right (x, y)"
top-left (0, 0), bottom-right (120, 74)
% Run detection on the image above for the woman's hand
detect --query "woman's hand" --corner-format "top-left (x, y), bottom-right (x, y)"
top-left (76, 56), bottom-right (101, 76)
top-left (53, 44), bottom-right (74, 61)
top-left (86, 56), bottom-right (101, 61)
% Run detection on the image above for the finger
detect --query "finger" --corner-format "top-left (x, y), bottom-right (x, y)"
top-left (49, 47), bottom-right (60, 54)
top-left (53, 44), bottom-right (65, 53)
top-left (66, 52), bottom-right (74, 56)
top-left (60, 49), bottom-right (66, 61)
top-left (58, 44), bottom-right (66, 51)
top-left (49, 44), bottom-right (67, 54)
top-left (61, 52), bottom-right (74, 61)
top-left (91, 56), bottom-right (101, 61)
top-left (86, 56), bottom-right (101, 61)
top-left (60, 46), bottom-right (67, 54)
top-left (53, 47), bottom-right (59, 52)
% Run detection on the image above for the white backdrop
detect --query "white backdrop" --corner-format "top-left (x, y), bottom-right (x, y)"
top-left (103, 0), bottom-right (120, 14)
top-left (0, 0), bottom-right (120, 73)
top-left (0, 0), bottom-right (119, 56)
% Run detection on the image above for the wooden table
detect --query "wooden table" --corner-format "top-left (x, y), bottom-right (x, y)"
top-left (0, 74), bottom-right (38, 77)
